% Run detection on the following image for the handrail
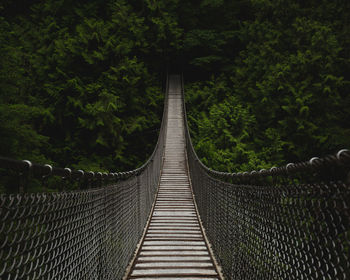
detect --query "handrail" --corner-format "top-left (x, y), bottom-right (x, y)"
top-left (182, 74), bottom-right (350, 280)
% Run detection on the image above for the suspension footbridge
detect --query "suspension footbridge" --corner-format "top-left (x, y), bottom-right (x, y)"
top-left (0, 74), bottom-right (349, 280)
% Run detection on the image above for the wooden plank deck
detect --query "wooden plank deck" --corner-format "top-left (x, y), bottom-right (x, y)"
top-left (125, 75), bottom-right (222, 280)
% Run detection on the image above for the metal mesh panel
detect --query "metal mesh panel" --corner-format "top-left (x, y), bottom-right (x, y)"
top-left (0, 177), bottom-right (149, 279)
top-left (0, 146), bottom-right (164, 280)
top-left (182, 75), bottom-right (350, 279)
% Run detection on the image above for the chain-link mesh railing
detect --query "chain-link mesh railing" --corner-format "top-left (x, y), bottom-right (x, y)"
top-left (182, 75), bottom-right (350, 280)
top-left (0, 79), bottom-right (169, 280)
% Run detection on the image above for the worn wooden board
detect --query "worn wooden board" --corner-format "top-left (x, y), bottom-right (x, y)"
top-left (131, 278), bottom-right (218, 280)
top-left (130, 268), bottom-right (218, 276)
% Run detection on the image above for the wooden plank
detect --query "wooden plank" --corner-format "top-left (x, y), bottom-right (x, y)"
top-left (141, 246), bottom-right (207, 251)
top-left (146, 234), bottom-right (202, 238)
top-left (134, 262), bottom-right (214, 268)
top-left (149, 221), bottom-right (198, 224)
top-left (131, 278), bottom-right (218, 280)
top-left (147, 230), bottom-right (202, 234)
top-left (130, 268), bottom-right (218, 276)
top-left (148, 226), bottom-right (201, 230)
top-left (137, 256), bottom-right (211, 262)
top-left (152, 212), bottom-right (196, 216)
top-left (139, 251), bottom-right (209, 256)
top-left (143, 241), bottom-right (206, 246)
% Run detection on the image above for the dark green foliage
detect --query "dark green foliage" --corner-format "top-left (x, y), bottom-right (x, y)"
top-left (184, 0), bottom-right (350, 171)
top-left (0, 0), bottom-right (181, 178)
top-left (0, 0), bottom-right (349, 182)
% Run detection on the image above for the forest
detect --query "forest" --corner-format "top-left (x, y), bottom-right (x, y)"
top-left (0, 0), bottom-right (349, 186)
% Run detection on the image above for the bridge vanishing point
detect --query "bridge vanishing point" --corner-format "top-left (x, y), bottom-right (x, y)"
top-left (0, 74), bottom-right (349, 280)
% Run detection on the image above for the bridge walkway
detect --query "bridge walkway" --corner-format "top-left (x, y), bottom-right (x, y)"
top-left (125, 75), bottom-right (221, 279)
